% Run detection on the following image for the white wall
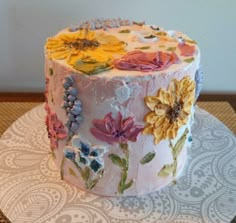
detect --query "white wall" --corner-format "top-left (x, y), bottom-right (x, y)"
top-left (0, 0), bottom-right (235, 93)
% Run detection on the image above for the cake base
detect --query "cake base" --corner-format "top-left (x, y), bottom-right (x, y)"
top-left (0, 104), bottom-right (236, 223)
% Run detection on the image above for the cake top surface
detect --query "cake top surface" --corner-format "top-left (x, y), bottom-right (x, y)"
top-left (45, 18), bottom-right (199, 77)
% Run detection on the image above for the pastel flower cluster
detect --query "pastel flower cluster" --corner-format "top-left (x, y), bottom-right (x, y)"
top-left (62, 75), bottom-right (83, 136)
top-left (70, 18), bottom-right (132, 31)
top-left (64, 135), bottom-right (106, 173)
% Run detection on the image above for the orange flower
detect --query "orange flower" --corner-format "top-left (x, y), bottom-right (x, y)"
top-left (143, 76), bottom-right (195, 144)
top-left (46, 29), bottom-right (126, 74)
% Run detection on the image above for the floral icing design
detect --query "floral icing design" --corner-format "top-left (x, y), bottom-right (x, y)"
top-left (114, 51), bottom-right (180, 72)
top-left (158, 128), bottom-right (189, 178)
top-left (62, 75), bottom-right (83, 136)
top-left (64, 135), bottom-right (106, 189)
top-left (90, 112), bottom-right (143, 144)
top-left (45, 105), bottom-right (67, 149)
top-left (143, 76), bottom-right (195, 144)
top-left (46, 29), bottom-right (126, 74)
top-left (178, 42), bottom-right (195, 57)
top-left (69, 18), bottom-right (132, 31)
top-left (90, 112), bottom-right (143, 194)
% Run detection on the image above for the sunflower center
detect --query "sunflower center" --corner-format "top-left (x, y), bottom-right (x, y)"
top-left (65, 38), bottom-right (100, 50)
top-left (166, 102), bottom-right (183, 123)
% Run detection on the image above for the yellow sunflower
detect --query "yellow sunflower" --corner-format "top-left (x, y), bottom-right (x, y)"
top-left (143, 76), bottom-right (195, 144)
top-left (46, 29), bottom-right (126, 74)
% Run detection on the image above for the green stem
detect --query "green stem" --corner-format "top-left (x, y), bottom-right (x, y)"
top-left (117, 143), bottom-right (134, 194)
top-left (60, 156), bottom-right (65, 180)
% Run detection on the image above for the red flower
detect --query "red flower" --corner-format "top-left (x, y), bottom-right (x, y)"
top-left (178, 43), bottom-right (195, 57)
top-left (114, 51), bottom-right (180, 72)
top-left (90, 112), bottom-right (143, 144)
top-left (45, 104), bottom-right (67, 149)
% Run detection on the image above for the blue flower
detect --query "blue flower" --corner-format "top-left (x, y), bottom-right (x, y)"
top-left (65, 135), bottom-right (107, 173)
top-left (64, 149), bottom-right (76, 160)
top-left (90, 160), bottom-right (102, 172)
top-left (62, 75), bottom-right (83, 135)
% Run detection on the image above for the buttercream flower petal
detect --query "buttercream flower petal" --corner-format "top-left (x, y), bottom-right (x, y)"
top-left (104, 112), bottom-right (116, 133)
top-left (92, 119), bottom-right (110, 134)
top-left (143, 124), bottom-right (153, 134)
top-left (154, 116), bottom-right (166, 128)
top-left (90, 127), bottom-right (117, 144)
top-left (115, 112), bottom-right (123, 131)
top-left (178, 43), bottom-right (195, 57)
top-left (124, 126), bottom-right (143, 142)
top-left (144, 96), bottom-right (160, 111)
top-left (144, 112), bottom-right (158, 124)
top-left (122, 117), bottom-right (135, 132)
top-left (153, 130), bottom-right (164, 144)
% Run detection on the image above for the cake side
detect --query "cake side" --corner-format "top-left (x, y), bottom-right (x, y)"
top-left (44, 19), bottom-right (201, 196)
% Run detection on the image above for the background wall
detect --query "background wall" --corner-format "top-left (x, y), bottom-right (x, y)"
top-left (0, 0), bottom-right (235, 93)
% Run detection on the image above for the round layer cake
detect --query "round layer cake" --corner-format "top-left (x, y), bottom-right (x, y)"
top-left (44, 18), bottom-right (202, 196)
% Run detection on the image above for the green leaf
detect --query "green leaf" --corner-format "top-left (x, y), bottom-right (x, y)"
top-left (185, 39), bottom-right (197, 44)
top-left (172, 161), bottom-right (177, 177)
top-left (172, 128), bottom-right (189, 159)
top-left (119, 29), bottom-right (130, 33)
top-left (120, 171), bottom-right (127, 187)
top-left (73, 60), bottom-right (112, 75)
top-left (68, 168), bottom-right (77, 177)
top-left (135, 46), bottom-right (150, 50)
top-left (109, 154), bottom-right (126, 168)
top-left (140, 151), bottom-right (156, 165)
top-left (49, 68), bottom-right (53, 76)
top-left (158, 164), bottom-right (174, 177)
top-left (166, 47), bottom-right (176, 52)
top-left (123, 179), bottom-right (134, 190)
top-left (156, 31), bottom-right (167, 36)
top-left (184, 57), bottom-right (194, 63)
top-left (88, 178), bottom-right (99, 190)
top-left (144, 34), bottom-right (156, 39)
top-left (118, 171), bottom-right (134, 194)
top-left (81, 166), bottom-right (90, 181)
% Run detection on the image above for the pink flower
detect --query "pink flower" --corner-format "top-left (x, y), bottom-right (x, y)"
top-left (114, 51), bottom-right (180, 72)
top-left (178, 43), bottom-right (195, 56)
top-left (90, 112), bottom-right (143, 144)
top-left (45, 105), bottom-right (67, 149)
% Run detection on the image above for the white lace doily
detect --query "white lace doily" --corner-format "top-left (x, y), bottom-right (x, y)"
top-left (0, 104), bottom-right (236, 223)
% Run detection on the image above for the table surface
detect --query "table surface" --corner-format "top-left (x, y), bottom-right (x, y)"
top-left (0, 101), bottom-right (235, 223)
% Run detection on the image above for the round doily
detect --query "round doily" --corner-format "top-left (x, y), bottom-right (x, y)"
top-left (0, 104), bottom-right (236, 223)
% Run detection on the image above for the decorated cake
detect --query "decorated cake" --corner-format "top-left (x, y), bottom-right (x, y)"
top-left (44, 18), bottom-right (203, 196)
